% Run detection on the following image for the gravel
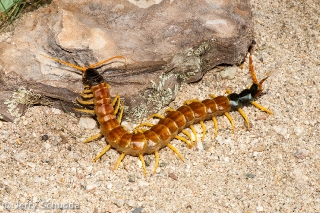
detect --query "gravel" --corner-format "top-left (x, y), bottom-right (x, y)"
top-left (0, 0), bottom-right (319, 212)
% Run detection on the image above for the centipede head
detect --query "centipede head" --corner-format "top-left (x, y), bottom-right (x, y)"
top-left (41, 54), bottom-right (126, 86)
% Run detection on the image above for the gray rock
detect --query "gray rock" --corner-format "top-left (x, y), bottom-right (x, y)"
top-left (0, 0), bottom-right (253, 121)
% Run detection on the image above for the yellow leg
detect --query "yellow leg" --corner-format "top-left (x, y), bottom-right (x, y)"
top-left (81, 93), bottom-right (94, 99)
top-left (84, 133), bottom-right (103, 143)
top-left (139, 154), bottom-right (147, 177)
top-left (154, 151), bottom-right (159, 173)
top-left (200, 121), bottom-right (206, 141)
top-left (82, 87), bottom-right (92, 94)
top-left (134, 122), bottom-right (154, 130)
top-left (212, 117), bottom-right (218, 137)
top-left (164, 108), bottom-right (175, 114)
top-left (93, 144), bottom-right (111, 162)
top-left (237, 108), bottom-right (250, 130)
top-left (149, 113), bottom-right (164, 120)
top-left (114, 153), bottom-right (126, 170)
top-left (175, 135), bottom-right (192, 148)
top-left (134, 128), bottom-right (145, 134)
top-left (209, 94), bottom-right (217, 99)
top-left (184, 99), bottom-right (200, 105)
top-left (73, 108), bottom-right (96, 114)
top-left (224, 112), bottom-right (235, 133)
top-left (181, 129), bottom-right (194, 144)
top-left (167, 144), bottom-right (184, 161)
top-left (189, 125), bottom-right (197, 143)
top-left (76, 98), bottom-right (94, 106)
top-left (112, 95), bottom-right (121, 114)
top-left (251, 101), bottom-right (273, 114)
top-left (117, 103), bottom-right (124, 123)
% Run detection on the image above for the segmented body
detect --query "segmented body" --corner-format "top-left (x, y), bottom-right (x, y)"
top-left (43, 46), bottom-right (272, 176)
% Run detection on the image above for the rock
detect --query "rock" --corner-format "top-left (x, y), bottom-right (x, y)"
top-left (0, 0), bottom-right (253, 122)
top-left (78, 116), bottom-right (97, 129)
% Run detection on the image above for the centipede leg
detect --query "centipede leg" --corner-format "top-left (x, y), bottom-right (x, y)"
top-left (112, 95), bottom-right (121, 114)
top-left (149, 113), bottom-right (164, 120)
top-left (237, 108), bottom-right (250, 130)
top-left (226, 89), bottom-right (250, 130)
top-left (114, 153), bottom-right (126, 170)
top-left (224, 112), bottom-right (235, 133)
top-left (154, 151), bottom-right (159, 173)
top-left (164, 108), bottom-right (175, 113)
top-left (81, 93), bottom-right (94, 99)
top-left (167, 144), bottom-right (184, 161)
top-left (212, 117), bottom-right (218, 138)
top-left (117, 102), bottom-right (125, 123)
top-left (93, 144), bottom-right (111, 162)
top-left (76, 98), bottom-right (94, 106)
top-left (84, 133), bottom-right (103, 143)
top-left (174, 135), bottom-right (193, 148)
top-left (73, 108), bottom-right (96, 114)
top-left (189, 125), bottom-right (197, 143)
top-left (181, 129), bottom-right (194, 145)
top-left (251, 101), bottom-right (273, 114)
top-left (184, 99), bottom-right (200, 105)
top-left (200, 121), bottom-right (206, 141)
top-left (138, 154), bottom-right (147, 177)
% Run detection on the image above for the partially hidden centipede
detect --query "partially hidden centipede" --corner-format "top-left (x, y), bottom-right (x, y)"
top-left (42, 46), bottom-right (272, 176)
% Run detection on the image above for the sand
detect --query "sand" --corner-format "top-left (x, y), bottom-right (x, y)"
top-left (0, 0), bottom-right (319, 212)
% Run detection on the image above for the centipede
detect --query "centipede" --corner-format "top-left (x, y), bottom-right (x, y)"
top-left (42, 46), bottom-right (272, 176)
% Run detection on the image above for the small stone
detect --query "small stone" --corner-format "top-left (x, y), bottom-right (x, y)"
top-left (168, 173), bottom-right (178, 180)
top-left (107, 183), bottom-right (113, 189)
top-left (252, 143), bottom-right (266, 152)
top-left (44, 142), bottom-right (51, 149)
top-left (115, 199), bottom-right (125, 208)
top-left (246, 173), bottom-right (256, 179)
top-left (86, 183), bottom-right (97, 191)
top-left (127, 200), bottom-right (135, 207)
top-left (78, 116), bottom-right (97, 129)
top-left (137, 180), bottom-right (149, 188)
top-left (196, 140), bottom-right (204, 151)
top-left (295, 149), bottom-right (309, 160)
top-left (220, 66), bottom-right (238, 79)
top-left (41, 134), bottom-right (49, 141)
top-left (273, 126), bottom-right (287, 137)
top-left (159, 162), bottom-right (166, 167)
top-left (128, 176), bottom-right (135, 182)
top-left (14, 150), bottom-right (27, 163)
top-left (132, 207), bottom-right (143, 213)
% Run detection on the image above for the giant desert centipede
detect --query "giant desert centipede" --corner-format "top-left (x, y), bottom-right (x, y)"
top-left (42, 46), bottom-right (272, 176)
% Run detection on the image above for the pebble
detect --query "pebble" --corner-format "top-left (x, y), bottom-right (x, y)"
top-left (132, 207), bottom-right (143, 213)
top-left (78, 116), bottom-right (97, 129)
top-left (107, 183), bottom-right (113, 189)
top-left (41, 134), bottom-right (49, 141)
top-left (273, 126), bottom-right (287, 137)
top-left (14, 150), bottom-right (27, 163)
top-left (127, 200), bottom-right (135, 207)
top-left (295, 149), bottom-right (309, 160)
top-left (115, 199), bottom-right (125, 208)
top-left (86, 183), bottom-right (98, 191)
top-left (220, 66), bottom-right (238, 79)
top-left (44, 142), bottom-right (51, 149)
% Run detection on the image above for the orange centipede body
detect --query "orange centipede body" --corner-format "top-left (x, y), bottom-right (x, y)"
top-left (42, 46), bottom-right (272, 176)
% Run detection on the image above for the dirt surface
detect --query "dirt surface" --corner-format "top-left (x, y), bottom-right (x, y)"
top-left (0, 0), bottom-right (319, 212)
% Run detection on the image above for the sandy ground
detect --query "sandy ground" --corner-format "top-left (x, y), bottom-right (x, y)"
top-left (1, 0), bottom-right (319, 212)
